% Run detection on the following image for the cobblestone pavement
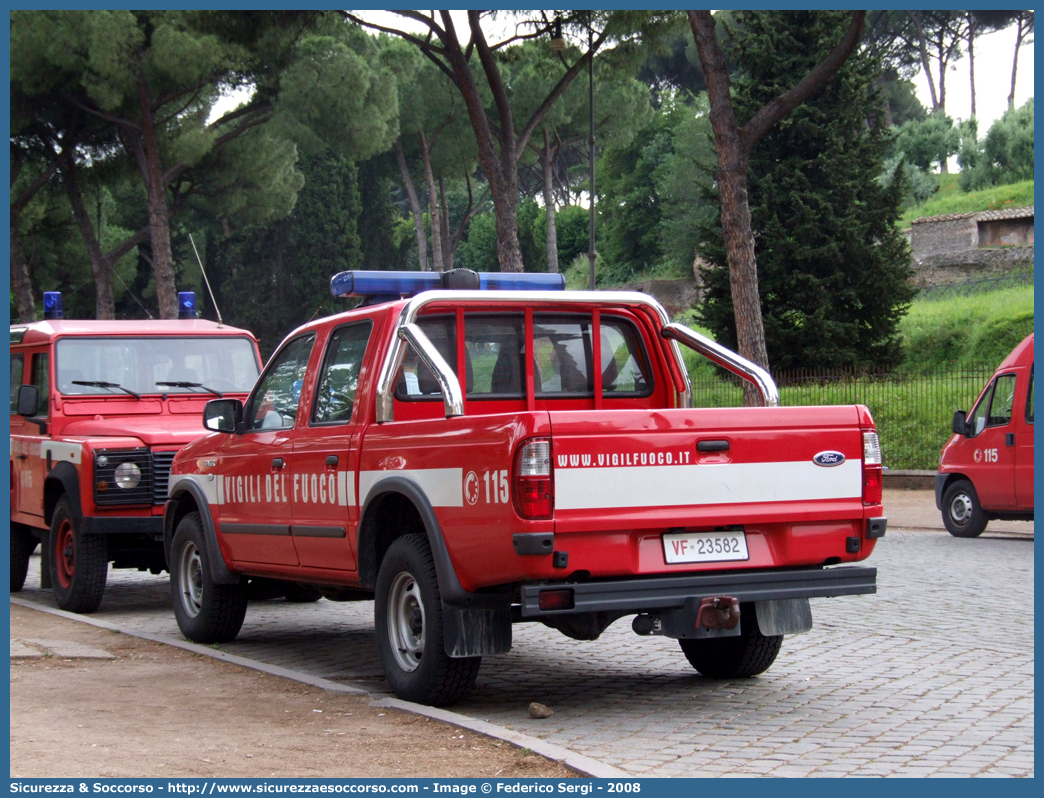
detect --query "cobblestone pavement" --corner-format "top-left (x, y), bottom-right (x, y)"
top-left (13, 526), bottom-right (1033, 777)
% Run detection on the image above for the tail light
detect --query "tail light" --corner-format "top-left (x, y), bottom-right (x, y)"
top-left (514, 438), bottom-right (553, 519)
top-left (862, 431), bottom-right (883, 505)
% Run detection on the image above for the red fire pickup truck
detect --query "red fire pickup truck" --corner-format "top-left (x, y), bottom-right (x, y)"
top-left (10, 291), bottom-right (261, 613)
top-left (164, 270), bottom-right (885, 705)
top-left (937, 333), bottom-right (1034, 537)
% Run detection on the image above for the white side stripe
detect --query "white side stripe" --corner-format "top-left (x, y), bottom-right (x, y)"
top-left (555, 460), bottom-right (862, 511)
top-left (359, 468), bottom-right (463, 508)
top-left (169, 473), bottom-right (221, 505)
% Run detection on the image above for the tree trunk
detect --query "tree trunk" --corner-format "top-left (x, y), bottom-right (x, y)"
top-left (60, 149), bottom-right (115, 320)
top-left (967, 16), bottom-right (976, 118)
top-left (911, 12), bottom-right (941, 111)
top-left (1009, 15), bottom-right (1026, 108)
top-left (11, 233), bottom-right (36, 323)
top-left (688, 9), bottom-right (865, 403)
top-left (137, 69), bottom-right (178, 319)
top-left (438, 175), bottom-right (453, 270)
top-left (543, 130), bottom-right (560, 274)
top-left (394, 140), bottom-right (429, 271)
top-left (419, 129), bottom-right (444, 272)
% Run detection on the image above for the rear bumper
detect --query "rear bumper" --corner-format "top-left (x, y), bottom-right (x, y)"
top-left (520, 564), bottom-right (877, 618)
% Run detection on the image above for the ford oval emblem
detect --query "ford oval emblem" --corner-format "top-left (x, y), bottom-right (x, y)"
top-left (813, 451), bottom-right (846, 467)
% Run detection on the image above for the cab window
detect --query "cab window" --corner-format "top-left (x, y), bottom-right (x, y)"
top-left (31, 352), bottom-right (50, 416)
top-left (10, 353), bottom-right (24, 413)
top-left (312, 323), bottom-right (372, 424)
top-left (246, 334), bottom-right (315, 431)
top-left (968, 374), bottom-right (1016, 435)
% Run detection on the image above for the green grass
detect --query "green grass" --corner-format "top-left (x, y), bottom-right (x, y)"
top-left (899, 179), bottom-right (1034, 228)
top-left (899, 285), bottom-right (1034, 370)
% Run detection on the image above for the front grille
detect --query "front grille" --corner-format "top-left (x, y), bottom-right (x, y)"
top-left (152, 450), bottom-right (177, 505)
top-left (94, 449), bottom-right (153, 506)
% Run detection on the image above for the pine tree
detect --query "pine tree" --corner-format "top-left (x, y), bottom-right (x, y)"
top-left (698, 11), bottom-right (915, 373)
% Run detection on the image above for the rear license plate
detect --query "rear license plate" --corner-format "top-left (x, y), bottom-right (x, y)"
top-left (663, 529), bottom-right (749, 564)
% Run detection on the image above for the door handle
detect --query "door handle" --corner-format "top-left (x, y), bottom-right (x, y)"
top-left (272, 457), bottom-right (285, 469)
top-left (1006, 433), bottom-right (1015, 447)
top-left (325, 455), bottom-right (339, 467)
top-left (15, 454), bottom-right (27, 461)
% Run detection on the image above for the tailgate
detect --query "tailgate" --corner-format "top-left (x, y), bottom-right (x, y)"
top-left (550, 406), bottom-right (867, 533)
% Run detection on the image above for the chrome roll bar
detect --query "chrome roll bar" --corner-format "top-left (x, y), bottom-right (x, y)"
top-left (374, 290), bottom-right (776, 421)
top-left (662, 323), bottom-right (779, 407)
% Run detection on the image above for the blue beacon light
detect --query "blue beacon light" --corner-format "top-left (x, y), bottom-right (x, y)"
top-left (330, 269), bottom-right (565, 302)
top-left (178, 292), bottom-right (197, 319)
top-left (43, 292), bottom-right (63, 320)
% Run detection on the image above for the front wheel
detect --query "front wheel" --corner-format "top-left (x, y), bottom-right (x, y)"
top-left (679, 603), bottom-right (783, 678)
top-left (10, 524), bottom-right (39, 593)
top-left (942, 479), bottom-right (988, 538)
top-left (374, 534), bottom-right (480, 706)
top-left (48, 498), bottom-right (107, 613)
top-left (170, 511), bottom-right (247, 643)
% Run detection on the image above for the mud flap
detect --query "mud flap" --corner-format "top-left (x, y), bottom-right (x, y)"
top-left (441, 601), bottom-right (512, 657)
top-left (755, 598), bottom-right (813, 636)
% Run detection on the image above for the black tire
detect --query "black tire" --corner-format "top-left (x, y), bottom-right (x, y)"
top-left (942, 479), bottom-right (988, 538)
top-left (679, 603), bottom-right (783, 678)
top-left (48, 498), bottom-right (107, 613)
top-left (374, 534), bottom-right (480, 706)
top-left (283, 582), bottom-right (323, 603)
top-left (170, 511), bottom-right (247, 644)
top-left (10, 524), bottom-right (39, 593)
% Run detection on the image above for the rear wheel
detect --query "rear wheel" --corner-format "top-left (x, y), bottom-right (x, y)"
top-left (942, 479), bottom-right (988, 538)
top-left (170, 511), bottom-right (247, 643)
top-left (679, 603), bottom-right (783, 678)
top-left (375, 534), bottom-right (480, 706)
top-left (10, 524), bottom-right (39, 593)
top-left (48, 498), bottom-right (107, 613)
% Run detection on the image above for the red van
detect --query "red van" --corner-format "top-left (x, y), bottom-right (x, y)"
top-left (936, 334), bottom-right (1034, 537)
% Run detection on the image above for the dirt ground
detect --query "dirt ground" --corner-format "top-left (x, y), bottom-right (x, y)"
top-left (9, 604), bottom-right (579, 780)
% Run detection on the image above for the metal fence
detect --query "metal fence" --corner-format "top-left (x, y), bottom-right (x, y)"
top-left (691, 366), bottom-right (995, 471)
top-left (917, 271), bottom-right (1034, 301)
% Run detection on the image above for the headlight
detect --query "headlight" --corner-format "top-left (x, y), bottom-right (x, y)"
top-left (114, 461), bottom-right (142, 489)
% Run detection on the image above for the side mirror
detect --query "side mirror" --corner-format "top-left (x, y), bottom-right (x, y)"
top-left (17, 385), bottom-right (39, 417)
top-left (952, 409), bottom-right (968, 436)
top-left (204, 398), bottom-right (243, 433)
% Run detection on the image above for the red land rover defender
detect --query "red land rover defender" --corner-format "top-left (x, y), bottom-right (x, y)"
top-left (10, 292), bottom-right (261, 612)
top-left (937, 333), bottom-right (1034, 537)
top-left (165, 270), bottom-right (885, 705)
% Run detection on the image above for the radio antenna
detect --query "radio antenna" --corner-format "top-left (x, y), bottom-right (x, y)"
top-left (189, 233), bottom-right (223, 326)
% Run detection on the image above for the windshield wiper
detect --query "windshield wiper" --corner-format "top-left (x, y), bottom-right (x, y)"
top-left (156, 381), bottom-right (224, 398)
top-left (71, 380), bottom-right (142, 400)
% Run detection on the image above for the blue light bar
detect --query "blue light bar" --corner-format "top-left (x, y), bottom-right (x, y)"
top-left (43, 292), bottom-right (63, 320)
top-left (178, 292), bottom-right (197, 319)
top-left (330, 269), bottom-right (565, 301)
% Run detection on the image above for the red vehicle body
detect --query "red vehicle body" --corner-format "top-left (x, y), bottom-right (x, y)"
top-left (936, 333), bottom-right (1034, 537)
top-left (9, 302), bottom-right (261, 613)
top-left (164, 270), bottom-right (885, 705)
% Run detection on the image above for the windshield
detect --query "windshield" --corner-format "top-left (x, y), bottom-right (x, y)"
top-left (55, 336), bottom-right (260, 396)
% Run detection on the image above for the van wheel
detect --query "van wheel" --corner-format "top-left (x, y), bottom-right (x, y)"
top-left (170, 512), bottom-right (247, 643)
top-left (49, 498), bottom-right (107, 613)
top-left (679, 603), bottom-right (783, 678)
top-left (942, 479), bottom-right (988, 538)
top-left (375, 534), bottom-right (480, 706)
top-left (10, 524), bottom-right (38, 593)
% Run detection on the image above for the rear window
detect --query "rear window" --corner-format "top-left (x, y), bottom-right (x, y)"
top-left (396, 312), bottom-right (652, 401)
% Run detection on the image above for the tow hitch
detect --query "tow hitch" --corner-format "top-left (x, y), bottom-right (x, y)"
top-left (695, 596), bottom-right (740, 630)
